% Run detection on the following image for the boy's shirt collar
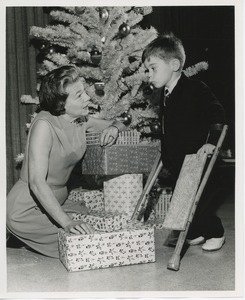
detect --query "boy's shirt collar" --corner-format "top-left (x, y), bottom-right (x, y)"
top-left (165, 73), bottom-right (182, 94)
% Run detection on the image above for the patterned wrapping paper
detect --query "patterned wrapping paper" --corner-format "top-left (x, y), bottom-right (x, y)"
top-left (68, 188), bottom-right (104, 212)
top-left (71, 211), bottom-right (128, 232)
top-left (58, 224), bottom-right (155, 272)
top-left (81, 144), bottom-right (160, 175)
top-left (103, 174), bottom-right (143, 218)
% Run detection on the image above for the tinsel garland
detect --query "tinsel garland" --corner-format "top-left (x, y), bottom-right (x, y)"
top-left (15, 153), bottom-right (24, 164)
top-left (183, 61), bottom-right (209, 77)
top-left (20, 95), bottom-right (39, 104)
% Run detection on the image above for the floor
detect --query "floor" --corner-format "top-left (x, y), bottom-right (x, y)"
top-left (5, 165), bottom-right (243, 298)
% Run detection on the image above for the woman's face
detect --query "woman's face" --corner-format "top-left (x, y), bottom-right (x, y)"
top-left (64, 78), bottom-right (91, 118)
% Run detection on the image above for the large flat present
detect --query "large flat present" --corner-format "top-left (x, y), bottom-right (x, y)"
top-left (81, 143), bottom-right (160, 175)
top-left (72, 211), bottom-right (128, 232)
top-left (58, 225), bottom-right (155, 272)
top-left (163, 154), bottom-right (207, 230)
top-left (68, 188), bottom-right (104, 212)
top-left (103, 174), bottom-right (143, 218)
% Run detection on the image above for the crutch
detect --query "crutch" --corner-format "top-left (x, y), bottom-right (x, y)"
top-left (166, 124), bottom-right (228, 271)
top-left (131, 148), bottom-right (162, 221)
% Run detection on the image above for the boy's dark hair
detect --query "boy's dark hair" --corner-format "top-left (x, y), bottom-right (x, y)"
top-left (39, 65), bottom-right (81, 116)
top-left (142, 32), bottom-right (186, 70)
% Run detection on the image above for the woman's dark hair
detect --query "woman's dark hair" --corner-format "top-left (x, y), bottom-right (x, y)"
top-left (142, 32), bottom-right (186, 70)
top-left (39, 65), bottom-right (81, 116)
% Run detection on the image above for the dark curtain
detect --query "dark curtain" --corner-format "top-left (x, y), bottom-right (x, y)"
top-left (6, 7), bottom-right (49, 193)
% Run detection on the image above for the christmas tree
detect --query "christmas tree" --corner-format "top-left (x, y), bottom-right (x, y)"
top-left (20, 6), bottom-right (208, 138)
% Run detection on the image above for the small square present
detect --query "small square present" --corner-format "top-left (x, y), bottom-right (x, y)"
top-left (146, 188), bottom-right (172, 229)
top-left (154, 188), bottom-right (172, 220)
top-left (103, 174), bottom-right (143, 218)
top-left (58, 224), bottom-right (155, 272)
top-left (68, 188), bottom-right (104, 212)
top-left (72, 211), bottom-right (128, 232)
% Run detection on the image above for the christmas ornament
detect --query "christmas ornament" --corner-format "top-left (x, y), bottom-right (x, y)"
top-left (134, 7), bottom-right (144, 14)
top-left (90, 49), bottom-right (102, 65)
top-left (150, 120), bottom-right (161, 134)
top-left (119, 23), bottom-right (131, 37)
top-left (100, 8), bottom-right (109, 22)
top-left (95, 82), bottom-right (105, 91)
top-left (95, 82), bottom-right (105, 96)
top-left (40, 43), bottom-right (47, 51)
top-left (121, 111), bottom-right (132, 125)
top-left (48, 46), bottom-right (55, 54)
top-left (75, 7), bottom-right (86, 14)
top-left (40, 42), bottom-right (50, 53)
top-left (143, 83), bottom-right (154, 96)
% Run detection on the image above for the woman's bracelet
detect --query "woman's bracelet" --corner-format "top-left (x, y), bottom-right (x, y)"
top-left (110, 124), bottom-right (120, 132)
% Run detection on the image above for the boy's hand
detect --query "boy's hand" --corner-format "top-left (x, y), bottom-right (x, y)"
top-left (100, 126), bottom-right (119, 147)
top-left (197, 143), bottom-right (216, 159)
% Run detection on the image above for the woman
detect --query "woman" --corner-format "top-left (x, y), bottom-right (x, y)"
top-left (7, 65), bottom-right (126, 258)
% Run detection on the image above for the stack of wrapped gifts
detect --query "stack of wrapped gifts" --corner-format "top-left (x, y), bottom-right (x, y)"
top-left (81, 131), bottom-right (160, 175)
top-left (58, 131), bottom-right (171, 272)
top-left (58, 173), bottom-right (156, 272)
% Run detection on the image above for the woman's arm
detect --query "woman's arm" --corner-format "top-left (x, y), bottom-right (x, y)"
top-left (28, 120), bottom-right (93, 234)
top-left (86, 116), bottom-right (126, 132)
top-left (86, 116), bottom-right (127, 146)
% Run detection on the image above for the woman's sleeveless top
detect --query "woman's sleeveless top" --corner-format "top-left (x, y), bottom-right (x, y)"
top-left (20, 110), bottom-right (87, 188)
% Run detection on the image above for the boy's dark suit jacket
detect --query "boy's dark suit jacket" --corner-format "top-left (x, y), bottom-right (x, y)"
top-left (160, 73), bottom-right (225, 180)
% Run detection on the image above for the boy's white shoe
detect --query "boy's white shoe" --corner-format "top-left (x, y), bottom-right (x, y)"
top-left (202, 236), bottom-right (225, 251)
top-left (186, 236), bottom-right (205, 245)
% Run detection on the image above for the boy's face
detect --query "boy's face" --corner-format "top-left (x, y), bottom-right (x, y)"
top-left (65, 78), bottom-right (91, 118)
top-left (144, 56), bottom-right (175, 89)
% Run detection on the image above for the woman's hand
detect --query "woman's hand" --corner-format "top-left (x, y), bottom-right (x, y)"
top-left (100, 126), bottom-right (119, 146)
top-left (197, 143), bottom-right (216, 159)
top-left (64, 220), bottom-right (94, 235)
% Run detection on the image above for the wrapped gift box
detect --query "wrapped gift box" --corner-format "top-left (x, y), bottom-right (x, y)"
top-left (58, 225), bottom-right (155, 272)
top-left (86, 130), bottom-right (141, 145)
top-left (147, 188), bottom-right (172, 228)
top-left (103, 174), bottom-right (143, 218)
top-left (68, 188), bottom-right (104, 212)
top-left (72, 211), bottom-right (128, 232)
top-left (81, 143), bottom-right (160, 175)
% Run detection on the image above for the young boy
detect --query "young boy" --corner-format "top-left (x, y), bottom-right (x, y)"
top-left (142, 33), bottom-right (226, 251)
